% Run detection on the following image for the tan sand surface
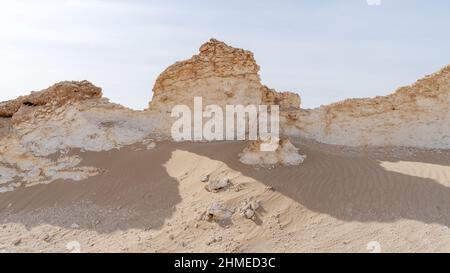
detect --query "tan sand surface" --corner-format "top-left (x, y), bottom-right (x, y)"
top-left (1, 140), bottom-right (449, 253)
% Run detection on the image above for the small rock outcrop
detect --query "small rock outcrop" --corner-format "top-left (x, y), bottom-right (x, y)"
top-left (0, 81), bottom-right (102, 119)
top-left (239, 138), bottom-right (306, 166)
top-left (206, 202), bottom-right (234, 223)
top-left (206, 178), bottom-right (230, 192)
top-left (261, 86), bottom-right (301, 110)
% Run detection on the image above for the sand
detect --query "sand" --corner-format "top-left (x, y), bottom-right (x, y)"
top-left (1, 139), bottom-right (450, 253)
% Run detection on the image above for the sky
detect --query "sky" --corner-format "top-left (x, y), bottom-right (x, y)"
top-left (0, 0), bottom-right (449, 109)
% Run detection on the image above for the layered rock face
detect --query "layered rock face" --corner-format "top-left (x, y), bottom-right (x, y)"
top-left (0, 81), bottom-right (106, 185)
top-left (284, 65), bottom-right (450, 149)
top-left (149, 38), bottom-right (449, 149)
top-left (150, 39), bottom-right (261, 113)
top-left (0, 81), bottom-right (101, 119)
top-left (0, 82), bottom-right (160, 192)
top-left (261, 86), bottom-right (301, 110)
top-left (150, 39), bottom-right (300, 112)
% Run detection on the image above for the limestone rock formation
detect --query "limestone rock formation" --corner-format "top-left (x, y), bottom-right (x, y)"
top-left (239, 138), bottom-right (306, 166)
top-left (261, 86), bottom-right (301, 110)
top-left (150, 38), bottom-right (300, 113)
top-left (149, 39), bottom-right (261, 113)
top-left (284, 65), bottom-right (450, 149)
top-left (0, 82), bottom-right (159, 192)
top-left (0, 81), bottom-right (101, 119)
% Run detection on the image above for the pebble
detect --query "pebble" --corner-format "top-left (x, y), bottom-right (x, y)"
top-left (207, 178), bottom-right (230, 192)
top-left (146, 142), bottom-right (156, 150)
top-left (244, 209), bottom-right (255, 219)
top-left (42, 234), bottom-right (51, 242)
top-left (250, 201), bottom-right (260, 211)
top-left (12, 238), bottom-right (21, 246)
top-left (207, 202), bottom-right (233, 222)
top-left (200, 175), bottom-right (210, 182)
top-left (206, 236), bottom-right (222, 246)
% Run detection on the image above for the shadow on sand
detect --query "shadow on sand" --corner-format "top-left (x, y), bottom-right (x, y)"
top-left (180, 141), bottom-right (450, 227)
top-left (1, 140), bottom-right (450, 233)
top-left (0, 144), bottom-right (182, 233)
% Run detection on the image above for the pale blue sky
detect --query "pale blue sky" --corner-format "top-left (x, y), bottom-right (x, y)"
top-left (0, 0), bottom-right (449, 109)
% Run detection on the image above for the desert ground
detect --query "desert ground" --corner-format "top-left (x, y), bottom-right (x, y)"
top-left (1, 139), bottom-right (450, 253)
top-left (0, 39), bottom-right (449, 253)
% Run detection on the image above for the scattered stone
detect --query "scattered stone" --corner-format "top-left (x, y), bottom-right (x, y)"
top-left (169, 234), bottom-right (175, 240)
top-left (142, 138), bottom-right (153, 145)
top-left (239, 197), bottom-right (260, 220)
top-left (206, 202), bottom-right (234, 222)
top-left (206, 178), bottom-right (230, 192)
top-left (200, 175), bottom-right (210, 183)
top-left (207, 236), bottom-right (223, 246)
top-left (244, 209), bottom-right (255, 219)
top-left (250, 200), bottom-right (260, 211)
top-left (42, 234), bottom-right (51, 242)
top-left (12, 238), bottom-right (21, 246)
top-left (196, 211), bottom-right (206, 221)
top-left (146, 142), bottom-right (156, 150)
